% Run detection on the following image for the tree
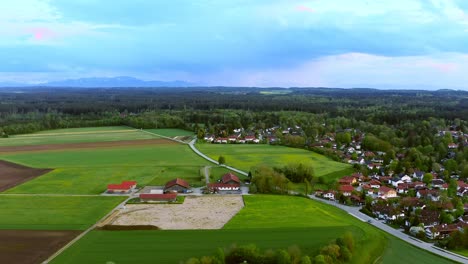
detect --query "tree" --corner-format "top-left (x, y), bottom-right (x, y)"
top-left (313, 255), bottom-right (326, 264)
top-left (276, 249), bottom-right (291, 264)
top-left (300, 256), bottom-right (312, 264)
top-left (423, 173), bottom-right (433, 186)
top-left (218, 156), bottom-right (226, 165)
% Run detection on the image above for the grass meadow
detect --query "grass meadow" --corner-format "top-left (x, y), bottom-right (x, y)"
top-left (50, 195), bottom-right (454, 264)
top-left (0, 126), bottom-right (158, 147)
top-left (2, 144), bottom-right (209, 194)
top-left (0, 195), bottom-right (124, 230)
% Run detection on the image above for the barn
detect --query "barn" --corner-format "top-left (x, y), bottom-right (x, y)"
top-left (164, 178), bottom-right (190, 193)
top-left (222, 173), bottom-right (240, 185)
top-left (139, 193), bottom-right (177, 203)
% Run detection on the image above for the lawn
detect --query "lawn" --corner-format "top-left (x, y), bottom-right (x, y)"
top-left (196, 143), bottom-right (351, 178)
top-left (2, 145), bottom-right (209, 194)
top-left (0, 195), bottom-right (124, 230)
top-left (145, 128), bottom-right (194, 138)
top-left (0, 126), bottom-right (158, 147)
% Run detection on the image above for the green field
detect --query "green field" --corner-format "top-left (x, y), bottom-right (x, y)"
top-left (196, 143), bottom-right (351, 178)
top-left (3, 144), bottom-right (209, 194)
top-left (50, 195), bottom-right (453, 264)
top-left (145, 128), bottom-right (194, 137)
top-left (0, 126), bottom-right (158, 147)
top-left (0, 195), bottom-right (124, 230)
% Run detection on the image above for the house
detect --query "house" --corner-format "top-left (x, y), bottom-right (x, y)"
top-left (378, 186), bottom-right (397, 199)
top-left (372, 204), bottom-right (404, 221)
top-left (228, 135), bottom-right (238, 142)
top-left (107, 180), bottom-right (137, 194)
top-left (338, 176), bottom-right (357, 185)
top-left (391, 177), bottom-right (404, 187)
top-left (432, 179), bottom-right (445, 189)
top-left (369, 180), bottom-right (381, 189)
top-left (419, 209), bottom-right (440, 227)
top-left (401, 175), bottom-right (412, 183)
top-left (323, 191), bottom-right (336, 200)
top-left (397, 183), bottom-right (409, 194)
top-left (350, 195), bottom-right (363, 205)
top-left (222, 173), bottom-right (241, 185)
top-left (425, 223), bottom-right (468, 239)
top-left (417, 189), bottom-right (441, 201)
top-left (245, 135), bottom-right (256, 142)
top-left (400, 197), bottom-right (424, 211)
top-left (139, 193), bottom-right (177, 203)
top-left (339, 185), bottom-right (354, 196)
top-left (164, 178), bottom-right (190, 193)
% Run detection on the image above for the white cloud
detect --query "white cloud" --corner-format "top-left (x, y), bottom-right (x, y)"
top-left (202, 52), bottom-right (468, 89)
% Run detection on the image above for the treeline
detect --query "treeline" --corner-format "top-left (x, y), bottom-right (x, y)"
top-left (184, 233), bottom-right (355, 264)
top-left (249, 164), bottom-right (314, 194)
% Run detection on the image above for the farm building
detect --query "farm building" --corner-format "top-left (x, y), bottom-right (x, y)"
top-left (107, 181), bottom-right (137, 194)
top-left (164, 178), bottom-right (190, 193)
top-left (208, 183), bottom-right (240, 193)
top-left (222, 173), bottom-right (240, 185)
top-left (139, 193), bottom-right (177, 203)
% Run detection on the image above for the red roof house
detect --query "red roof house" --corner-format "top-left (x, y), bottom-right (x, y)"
top-left (164, 178), bottom-right (190, 193)
top-left (339, 185), bottom-right (354, 196)
top-left (222, 173), bottom-right (240, 185)
top-left (107, 180), bottom-right (137, 193)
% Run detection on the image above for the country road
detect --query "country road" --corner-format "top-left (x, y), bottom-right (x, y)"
top-left (308, 195), bottom-right (468, 264)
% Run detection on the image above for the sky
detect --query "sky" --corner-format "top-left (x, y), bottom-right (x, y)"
top-left (1, 0), bottom-right (468, 89)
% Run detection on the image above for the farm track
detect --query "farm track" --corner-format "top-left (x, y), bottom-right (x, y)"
top-left (0, 138), bottom-right (176, 153)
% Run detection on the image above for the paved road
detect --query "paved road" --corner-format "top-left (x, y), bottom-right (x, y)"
top-left (308, 195), bottom-right (468, 264)
top-left (188, 139), bottom-right (248, 176)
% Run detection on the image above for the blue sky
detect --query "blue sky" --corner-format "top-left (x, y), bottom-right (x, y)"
top-left (1, 0), bottom-right (468, 89)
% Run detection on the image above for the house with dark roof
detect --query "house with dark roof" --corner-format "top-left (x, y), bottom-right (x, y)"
top-left (419, 209), bottom-right (440, 227)
top-left (164, 178), bottom-right (190, 193)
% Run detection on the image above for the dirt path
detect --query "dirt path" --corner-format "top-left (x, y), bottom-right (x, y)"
top-left (204, 166), bottom-right (211, 184)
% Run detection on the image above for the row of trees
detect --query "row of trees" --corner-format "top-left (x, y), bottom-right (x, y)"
top-left (184, 233), bottom-right (355, 264)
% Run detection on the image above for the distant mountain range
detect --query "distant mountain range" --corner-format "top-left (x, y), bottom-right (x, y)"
top-left (0, 76), bottom-right (196, 88)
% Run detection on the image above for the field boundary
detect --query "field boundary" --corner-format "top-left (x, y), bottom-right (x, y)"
top-left (42, 196), bottom-right (132, 264)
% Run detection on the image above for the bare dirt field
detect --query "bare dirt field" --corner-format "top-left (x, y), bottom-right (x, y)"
top-left (0, 160), bottom-right (52, 192)
top-left (109, 195), bottom-right (244, 229)
top-left (0, 229), bottom-right (80, 264)
top-left (0, 138), bottom-right (177, 153)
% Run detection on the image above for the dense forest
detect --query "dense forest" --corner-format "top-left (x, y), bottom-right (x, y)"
top-left (1, 87), bottom-right (467, 181)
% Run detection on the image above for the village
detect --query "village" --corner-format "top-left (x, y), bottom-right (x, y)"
top-left (202, 124), bottom-right (468, 244)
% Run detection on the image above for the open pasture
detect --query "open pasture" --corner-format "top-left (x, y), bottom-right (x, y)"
top-left (196, 143), bottom-right (351, 178)
top-left (145, 128), bottom-right (194, 138)
top-left (2, 143), bottom-right (208, 194)
top-left (0, 195), bottom-right (125, 230)
top-left (0, 126), bottom-right (158, 147)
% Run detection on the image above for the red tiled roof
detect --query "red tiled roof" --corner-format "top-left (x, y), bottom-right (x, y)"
top-left (379, 186), bottom-right (395, 194)
top-left (222, 173), bottom-right (240, 184)
top-left (122, 181), bottom-right (137, 187)
top-left (165, 178), bottom-right (189, 189)
top-left (107, 180), bottom-right (137, 190)
top-left (339, 185), bottom-right (354, 192)
top-left (139, 193), bottom-right (177, 200)
top-left (107, 184), bottom-right (130, 190)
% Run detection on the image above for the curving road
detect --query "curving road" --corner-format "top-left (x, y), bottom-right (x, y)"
top-left (308, 195), bottom-right (468, 264)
